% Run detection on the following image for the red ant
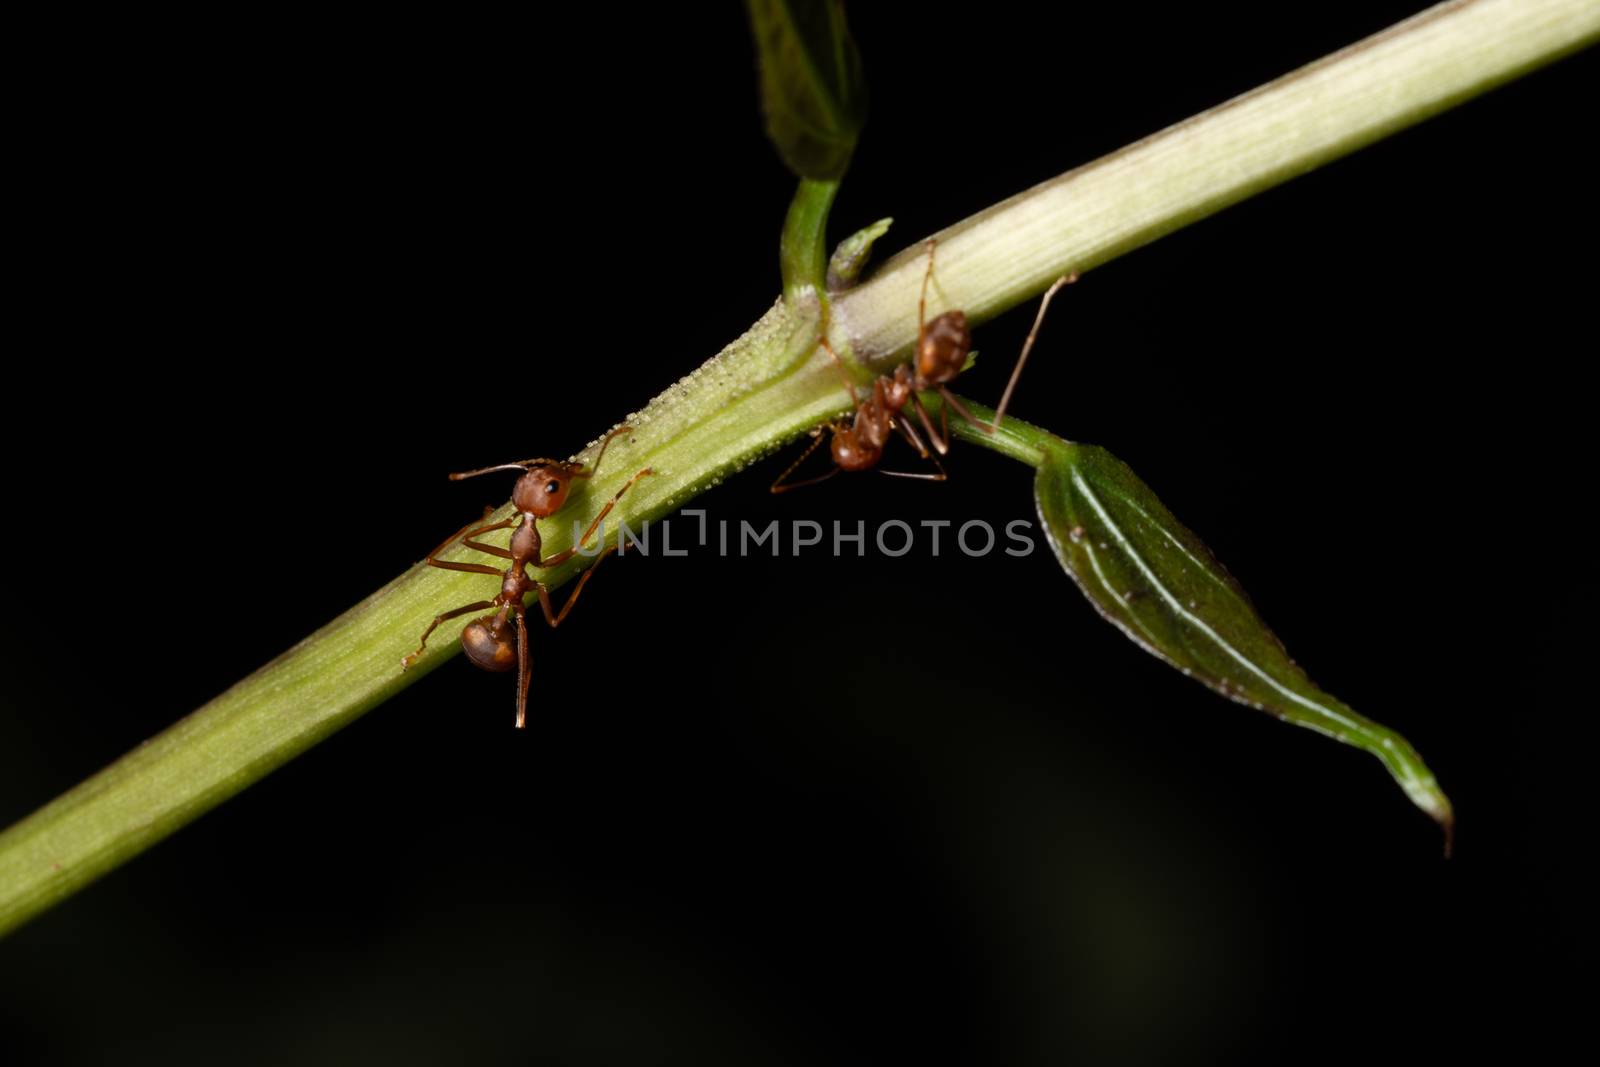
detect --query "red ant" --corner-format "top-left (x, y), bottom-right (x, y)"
top-left (773, 238), bottom-right (1073, 491)
top-left (402, 426), bottom-right (653, 728)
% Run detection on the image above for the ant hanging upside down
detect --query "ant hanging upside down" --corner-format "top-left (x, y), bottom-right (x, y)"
top-left (772, 238), bottom-right (1074, 491)
top-left (402, 426), bottom-right (653, 728)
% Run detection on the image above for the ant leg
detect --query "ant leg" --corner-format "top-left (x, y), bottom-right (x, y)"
top-left (425, 560), bottom-right (504, 577)
top-left (891, 413), bottom-right (931, 459)
top-left (881, 418), bottom-right (949, 481)
top-left (771, 427), bottom-right (836, 493)
top-left (918, 238), bottom-right (937, 347)
top-left (514, 605), bottom-right (531, 729)
top-left (459, 517), bottom-right (518, 559)
top-left (880, 449), bottom-right (948, 482)
top-left (420, 507), bottom-right (510, 562)
top-left (771, 464), bottom-right (842, 493)
top-left (991, 273), bottom-right (1075, 430)
top-left (537, 467), bottom-right (655, 569)
top-left (908, 391), bottom-right (951, 456)
top-left (571, 425), bottom-right (633, 481)
top-left (819, 335), bottom-right (860, 408)
top-left (937, 387), bottom-right (987, 435)
top-left (401, 600), bottom-right (495, 669)
top-left (533, 545), bottom-right (618, 629)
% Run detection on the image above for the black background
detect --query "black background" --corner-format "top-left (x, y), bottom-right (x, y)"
top-left (2, 3), bottom-right (1592, 1064)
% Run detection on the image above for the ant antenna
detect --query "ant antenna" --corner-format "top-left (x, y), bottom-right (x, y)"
top-left (448, 461), bottom-right (558, 481)
top-left (918, 237), bottom-right (937, 346)
top-left (991, 273), bottom-right (1076, 431)
top-left (578, 425), bottom-right (632, 480)
top-left (446, 427), bottom-right (633, 481)
top-left (770, 426), bottom-right (840, 494)
top-left (819, 334), bottom-right (858, 403)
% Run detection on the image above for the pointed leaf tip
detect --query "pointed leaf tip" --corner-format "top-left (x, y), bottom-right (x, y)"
top-left (827, 217), bottom-right (892, 291)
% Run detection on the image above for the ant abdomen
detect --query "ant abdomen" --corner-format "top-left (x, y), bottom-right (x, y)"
top-left (462, 616), bottom-right (517, 673)
top-left (916, 310), bottom-right (971, 386)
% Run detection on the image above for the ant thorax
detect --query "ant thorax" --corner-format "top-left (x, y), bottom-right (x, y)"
top-left (510, 517), bottom-right (542, 563)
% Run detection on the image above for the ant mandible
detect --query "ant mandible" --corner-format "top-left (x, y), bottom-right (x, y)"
top-left (402, 426), bottom-right (653, 728)
top-left (772, 238), bottom-right (1074, 491)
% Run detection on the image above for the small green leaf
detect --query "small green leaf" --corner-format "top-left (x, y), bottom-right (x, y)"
top-left (1035, 440), bottom-right (1454, 847)
top-left (745, 0), bottom-right (866, 180)
top-left (827, 216), bottom-right (892, 291)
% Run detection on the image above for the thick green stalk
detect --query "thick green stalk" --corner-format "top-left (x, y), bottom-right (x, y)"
top-left (2, 0), bottom-right (1594, 936)
top-left (830, 0), bottom-right (1600, 364)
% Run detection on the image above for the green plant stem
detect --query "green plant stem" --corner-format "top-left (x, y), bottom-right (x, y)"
top-left (2, 0), bottom-right (1594, 936)
top-left (780, 178), bottom-right (840, 306)
top-left (830, 0), bottom-right (1600, 365)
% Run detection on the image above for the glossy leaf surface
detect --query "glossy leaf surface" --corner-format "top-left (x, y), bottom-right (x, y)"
top-left (1035, 439), bottom-right (1453, 845)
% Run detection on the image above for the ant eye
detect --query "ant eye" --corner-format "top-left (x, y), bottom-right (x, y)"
top-left (546, 481), bottom-right (561, 495)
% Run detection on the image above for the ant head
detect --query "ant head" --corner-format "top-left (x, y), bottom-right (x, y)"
top-left (831, 426), bottom-right (880, 471)
top-left (461, 614), bottom-right (517, 672)
top-left (512, 463), bottom-right (581, 517)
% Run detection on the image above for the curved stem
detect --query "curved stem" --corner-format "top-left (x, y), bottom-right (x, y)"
top-left (781, 178), bottom-right (840, 307)
top-left (3, 0), bottom-right (1594, 937)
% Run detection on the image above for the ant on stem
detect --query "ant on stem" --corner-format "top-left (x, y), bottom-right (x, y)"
top-left (772, 238), bottom-right (1074, 491)
top-left (401, 426), bottom-right (653, 728)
